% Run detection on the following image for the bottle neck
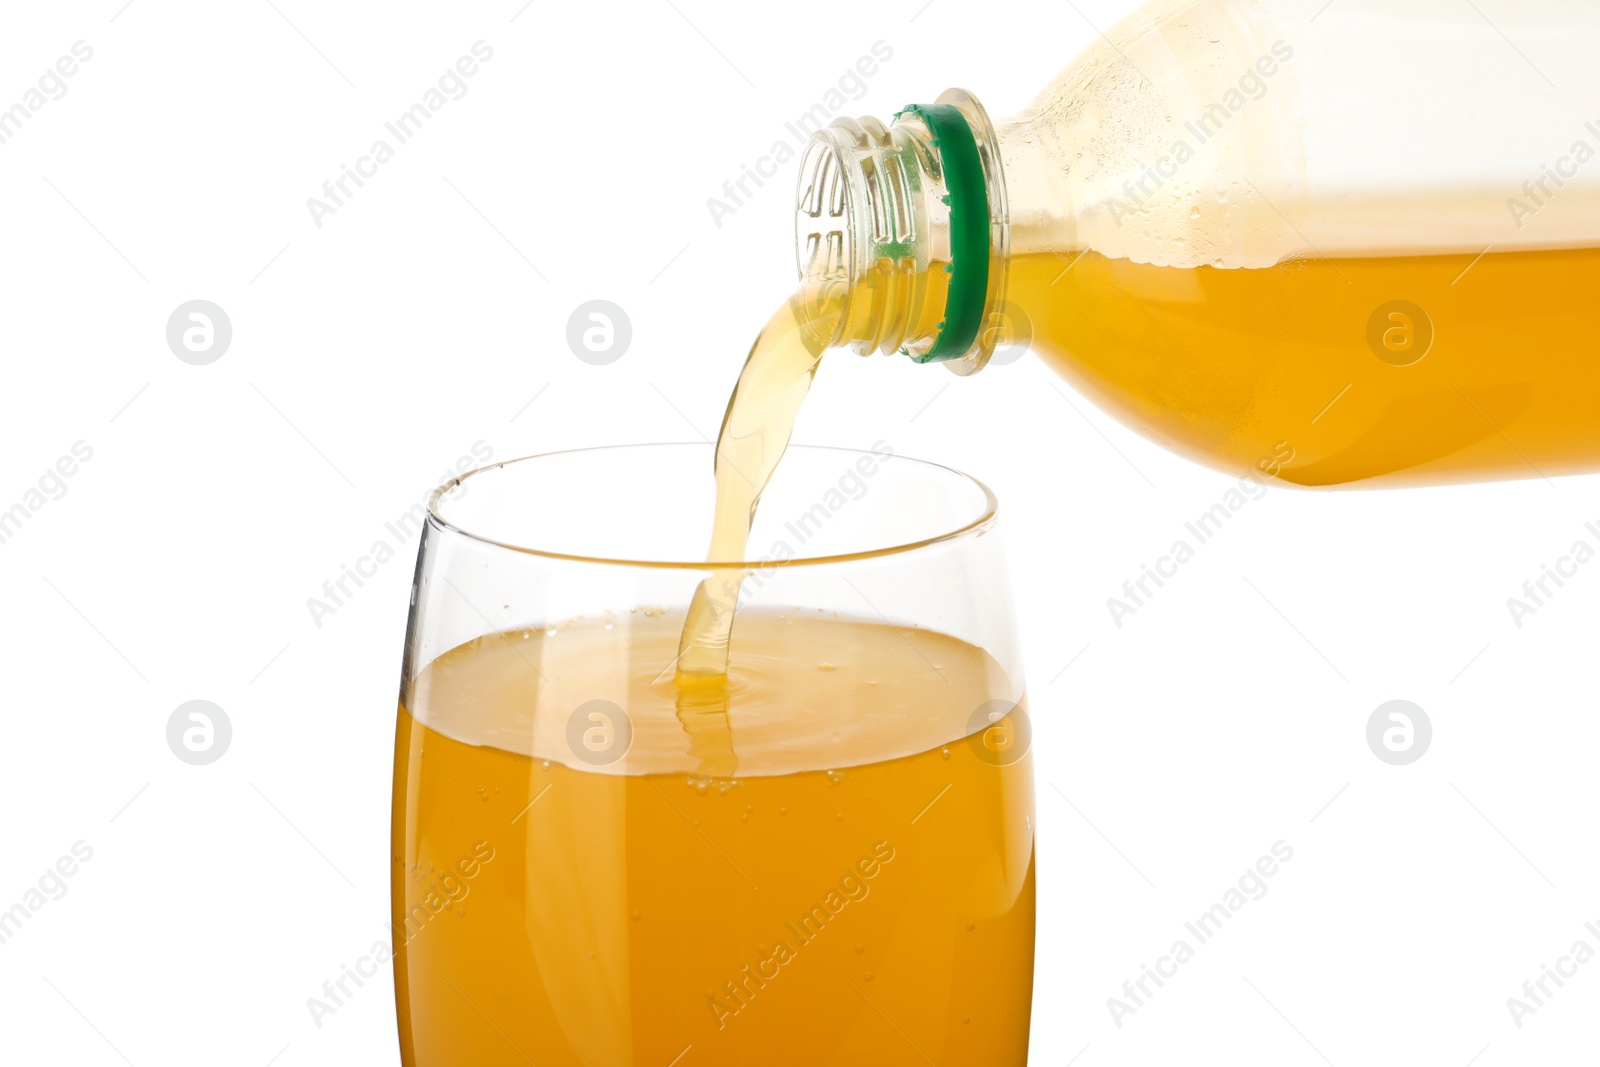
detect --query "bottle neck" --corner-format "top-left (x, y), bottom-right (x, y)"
top-left (794, 90), bottom-right (1010, 375)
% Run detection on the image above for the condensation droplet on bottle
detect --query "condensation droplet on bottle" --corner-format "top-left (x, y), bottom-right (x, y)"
top-left (818, 662), bottom-right (836, 672)
top-left (864, 971), bottom-right (874, 981)
top-left (855, 943), bottom-right (865, 954)
top-left (630, 910), bottom-right (641, 921)
top-left (966, 920), bottom-right (976, 932)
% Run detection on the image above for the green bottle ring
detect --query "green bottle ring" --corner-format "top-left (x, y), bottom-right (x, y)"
top-left (894, 103), bottom-right (990, 363)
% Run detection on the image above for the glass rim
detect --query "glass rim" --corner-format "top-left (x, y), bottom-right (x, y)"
top-left (425, 442), bottom-right (1000, 570)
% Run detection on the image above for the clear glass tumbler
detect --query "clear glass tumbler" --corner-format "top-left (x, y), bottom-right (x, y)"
top-left (391, 443), bottom-right (1035, 1066)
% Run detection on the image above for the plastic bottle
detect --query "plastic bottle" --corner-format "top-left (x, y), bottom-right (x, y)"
top-left (795, 0), bottom-right (1600, 487)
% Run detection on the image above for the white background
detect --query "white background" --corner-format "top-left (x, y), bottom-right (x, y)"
top-left (1, 1), bottom-right (1595, 1064)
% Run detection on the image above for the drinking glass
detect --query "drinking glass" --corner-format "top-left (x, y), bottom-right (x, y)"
top-left (392, 443), bottom-right (1035, 1066)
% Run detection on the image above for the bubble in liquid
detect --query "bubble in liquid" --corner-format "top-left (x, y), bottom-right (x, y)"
top-left (941, 747), bottom-right (951, 760)
top-left (818, 662), bottom-right (836, 672)
top-left (835, 813), bottom-right (844, 822)
top-left (630, 910), bottom-right (642, 921)
top-left (864, 972), bottom-right (874, 981)
top-left (855, 943), bottom-right (865, 954)
top-left (966, 921), bottom-right (976, 931)
top-left (779, 807), bottom-right (788, 816)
